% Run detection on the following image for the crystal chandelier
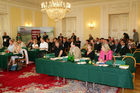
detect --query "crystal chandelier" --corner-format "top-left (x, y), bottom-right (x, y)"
top-left (41, 0), bottom-right (71, 21)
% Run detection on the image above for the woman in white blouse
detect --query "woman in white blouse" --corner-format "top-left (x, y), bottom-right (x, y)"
top-left (32, 39), bottom-right (39, 49)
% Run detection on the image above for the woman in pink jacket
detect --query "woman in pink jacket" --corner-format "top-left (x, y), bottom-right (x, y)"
top-left (98, 43), bottom-right (113, 63)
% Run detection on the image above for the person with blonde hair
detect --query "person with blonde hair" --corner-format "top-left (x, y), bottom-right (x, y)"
top-left (32, 39), bottom-right (39, 49)
top-left (98, 43), bottom-right (113, 63)
top-left (9, 42), bottom-right (23, 65)
top-left (7, 39), bottom-right (15, 52)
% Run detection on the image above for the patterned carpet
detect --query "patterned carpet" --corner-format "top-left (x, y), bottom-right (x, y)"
top-left (0, 64), bottom-right (119, 93)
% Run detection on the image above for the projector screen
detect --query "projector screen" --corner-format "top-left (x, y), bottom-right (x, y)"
top-left (18, 26), bottom-right (54, 42)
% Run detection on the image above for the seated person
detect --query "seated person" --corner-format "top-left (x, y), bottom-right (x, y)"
top-left (51, 38), bottom-right (57, 52)
top-left (46, 38), bottom-right (52, 53)
top-left (76, 37), bottom-right (81, 48)
top-left (62, 37), bottom-right (69, 52)
top-left (9, 43), bottom-right (23, 66)
top-left (54, 41), bottom-right (66, 57)
top-left (84, 43), bottom-right (95, 60)
top-left (32, 39), bottom-right (39, 49)
top-left (128, 39), bottom-right (136, 49)
top-left (117, 40), bottom-right (130, 55)
top-left (82, 40), bottom-right (89, 50)
top-left (98, 43), bottom-right (113, 63)
top-left (69, 41), bottom-right (81, 59)
top-left (7, 39), bottom-right (15, 52)
top-left (113, 40), bottom-right (121, 53)
top-left (17, 39), bottom-right (26, 48)
top-left (39, 38), bottom-right (48, 51)
top-left (94, 39), bottom-right (101, 52)
top-left (26, 40), bottom-right (33, 49)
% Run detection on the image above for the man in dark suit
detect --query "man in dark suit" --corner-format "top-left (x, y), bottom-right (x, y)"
top-left (94, 40), bottom-right (101, 52)
top-left (112, 40), bottom-right (121, 53)
top-left (46, 38), bottom-right (52, 53)
top-left (58, 33), bottom-right (63, 40)
top-left (76, 37), bottom-right (81, 48)
top-left (71, 33), bottom-right (77, 41)
top-left (2, 32), bottom-right (11, 47)
top-left (116, 40), bottom-right (130, 55)
top-left (62, 37), bottom-right (69, 52)
top-left (43, 32), bottom-right (48, 41)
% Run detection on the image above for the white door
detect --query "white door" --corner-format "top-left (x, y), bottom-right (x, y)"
top-left (62, 17), bottom-right (76, 38)
top-left (109, 13), bottom-right (129, 39)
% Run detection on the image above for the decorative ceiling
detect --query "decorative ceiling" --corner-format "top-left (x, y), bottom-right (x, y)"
top-left (6, 0), bottom-right (115, 7)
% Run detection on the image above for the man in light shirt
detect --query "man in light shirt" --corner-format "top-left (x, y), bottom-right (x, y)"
top-left (7, 39), bottom-right (15, 52)
top-left (40, 38), bottom-right (48, 51)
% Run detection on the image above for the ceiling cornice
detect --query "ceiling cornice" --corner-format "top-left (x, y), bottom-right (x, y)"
top-left (0, 0), bottom-right (40, 10)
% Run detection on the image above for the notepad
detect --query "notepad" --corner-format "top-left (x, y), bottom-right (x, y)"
top-left (119, 65), bottom-right (129, 69)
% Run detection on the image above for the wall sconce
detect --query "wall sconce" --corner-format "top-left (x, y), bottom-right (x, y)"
top-left (88, 23), bottom-right (96, 29)
top-left (25, 23), bottom-right (32, 27)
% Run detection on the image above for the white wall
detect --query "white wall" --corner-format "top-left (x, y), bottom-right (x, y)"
top-left (55, 0), bottom-right (139, 44)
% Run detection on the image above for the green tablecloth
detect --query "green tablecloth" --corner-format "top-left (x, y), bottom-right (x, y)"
top-left (0, 53), bottom-right (17, 70)
top-left (28, 49), bottom-right (48, 61)
top-left (28, 50), bottom-right (40, 61)
top-left (35, 58), bottom-right (134, 89)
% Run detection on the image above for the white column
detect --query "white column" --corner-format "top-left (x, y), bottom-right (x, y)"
top-left (42, 13), bottom-right (48, 27)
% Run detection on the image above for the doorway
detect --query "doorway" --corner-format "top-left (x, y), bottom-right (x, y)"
top-left (109, 13), bottom-right (129, 39)
top-left (62, 17), bottom-right (76, 38)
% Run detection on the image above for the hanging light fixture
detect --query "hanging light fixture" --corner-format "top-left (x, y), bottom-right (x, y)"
top-left (41, 0), bottom-right (71, 21)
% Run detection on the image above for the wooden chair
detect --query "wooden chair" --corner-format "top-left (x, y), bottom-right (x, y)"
top-left (133, 51), bottom-right (140, 65)
top-left (122, 56), bottom-right (136, 84)
top-left (16, 49), bottom-right (28, 68)
top-left (135, 48), bottom-right (140, 51)
top-left (130, 48), bottom-right (136, 54)
top-left (129, 49), bottom-right (132, 54)
top-left (112, 56), bottom-right (116, 64)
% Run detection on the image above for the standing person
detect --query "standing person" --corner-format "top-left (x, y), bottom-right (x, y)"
top-left (16, 33), bottom-right (22, 41)
top-left (123, 33), bottom-right (129, 43)
top-left (58, 33), bottom-right (63, 40)
top-left (2, 32), bottom-right (11, 47)
top-left (36, 33), bottom-right (41, 45)
top-left (76, 37), bottom-right (81, 48)
top-left (89, 34), bottom-right (94, 41)
top-left (43, 32), bottom-right (48, 41)
top-left (71, 33), bottom-right (77, 41)
top-left (133, 29), bottom-right (139, 46)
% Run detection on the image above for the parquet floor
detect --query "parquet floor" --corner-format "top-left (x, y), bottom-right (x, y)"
top-left (119, 65), bottom-right (140, 93)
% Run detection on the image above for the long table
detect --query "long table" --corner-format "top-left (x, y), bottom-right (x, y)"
top-left (0, 53), bottom-right (20, 70)
top-left (0, 49), bottom-right (44, 70)
top-left (35, 58), bottom-right (134, 89)
top-left (28, 49), bottom-right (46, 61)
